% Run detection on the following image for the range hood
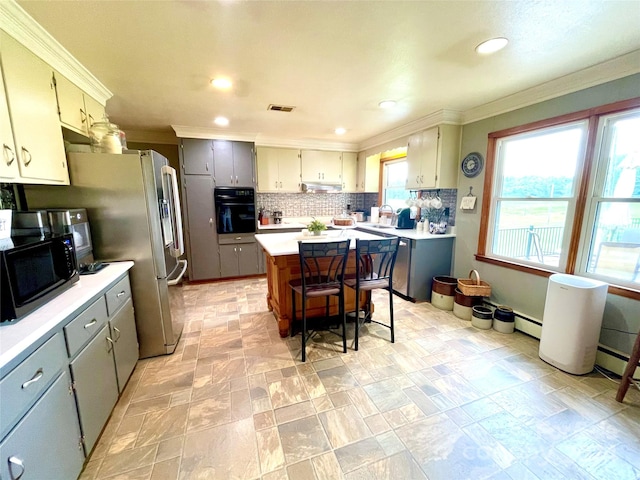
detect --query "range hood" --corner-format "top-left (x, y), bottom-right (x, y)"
top-left (301, 182), bottom-right (342, 193)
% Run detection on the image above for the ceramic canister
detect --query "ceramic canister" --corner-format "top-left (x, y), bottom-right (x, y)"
top-left (471, 305), bottom-right (493, 329)
top-left (431, 276), bottom-right (457, 311)
top-left (493, 305), bottom-right (515, 333)
top-left (453, 288), bottom-right (483, 320)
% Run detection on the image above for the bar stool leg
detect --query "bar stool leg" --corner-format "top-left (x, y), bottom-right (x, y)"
top-left (616, 330), bottom-right (640, 402)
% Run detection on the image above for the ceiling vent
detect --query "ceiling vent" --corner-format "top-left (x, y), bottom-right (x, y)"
top-left (268, 104), bottom-right (295, 112)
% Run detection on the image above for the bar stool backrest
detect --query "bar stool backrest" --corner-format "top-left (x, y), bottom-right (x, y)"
top-left (355, 237), bottom-right (399, 284)
top-left (298, 240), bottom-right (350, 288)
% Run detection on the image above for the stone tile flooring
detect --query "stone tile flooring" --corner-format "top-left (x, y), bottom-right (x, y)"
top-left (80, 277), bottom-right (640, 479)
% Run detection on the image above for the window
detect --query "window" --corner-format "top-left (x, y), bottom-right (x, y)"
top-left (487, 122), bottom-right (587, 269)
top-left (582, 110), bottom-right (640, 286)
top-left (479, 98), bottom-right (640, 297)
top-left (382, 159), bottom-right (407, 211)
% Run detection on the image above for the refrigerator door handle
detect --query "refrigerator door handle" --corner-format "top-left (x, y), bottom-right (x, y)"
top-left (162, 165), bottom-right (185, 257)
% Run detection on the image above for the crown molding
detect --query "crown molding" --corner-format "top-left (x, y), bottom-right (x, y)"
top-left (358, 109), bottom-right (463, 152)
top-left (461, 50), bottom-right (640, 125)
top-left (172, 125), bottom-right (359, 151)
top-left (0, 0), bottom-right (112, 104)
top-left (254, 135), bottom-right (358, 152)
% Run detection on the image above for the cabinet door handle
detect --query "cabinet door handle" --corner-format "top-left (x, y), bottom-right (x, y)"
top-left (230, 175), bottom-right (234, 184)
top-left (21, 147), bottom-right (32, 166)
top-left (279, 181), bottom-right (283, 188)
top-left (113, 326), bottom-right (121, 342)
top-left (84, 318), bottom-right (98, 329)
top-left (21, 368), bottom-right (44, 389)
top-left (80, 108), bottom-right (87, 124)
top-left (116, 291), bottom-right (126, 297)
top-left (3, 144), bottom-right (15, 166)
top-left (209, 218), bottom-right (213, 226)
top-left (88, 113), bottom-right (95, 128)
top-left (239, 247), bottom-right (242, 252)
top-left (235, 175), bottom-right (238, 184)
top-left (8, 456), bottom-right (25, 479)
top-left (205, 163), bottom-right (209, 171)
top-left (106, 336), bottom-right (114, 353)
top-left (420, 175), bottom-right (424, 183)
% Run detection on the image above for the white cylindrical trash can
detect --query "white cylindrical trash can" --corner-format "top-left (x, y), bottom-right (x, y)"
top-left (539, 274), bottom-right (608, 375)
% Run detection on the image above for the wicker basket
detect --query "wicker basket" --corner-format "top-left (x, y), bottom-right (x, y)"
top-left (457, 270), bottom-right (491, 297)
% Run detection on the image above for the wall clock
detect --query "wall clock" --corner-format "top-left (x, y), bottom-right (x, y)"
top-left (461, 152), bottom-right (484, 178)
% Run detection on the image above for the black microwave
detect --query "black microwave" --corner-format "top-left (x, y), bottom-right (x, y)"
top-left (1, 233), bottom-right (79, 323)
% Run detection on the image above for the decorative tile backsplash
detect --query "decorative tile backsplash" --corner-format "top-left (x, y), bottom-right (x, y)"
top-left (257, 189), bottom-right (457, 225)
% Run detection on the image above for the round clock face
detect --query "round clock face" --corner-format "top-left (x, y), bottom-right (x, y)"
top-left (461, 152), bottom-right (484, 178)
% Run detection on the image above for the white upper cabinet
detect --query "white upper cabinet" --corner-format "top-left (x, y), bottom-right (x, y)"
top-left (357, 152), bottom-right (380, 193)
top-left (301, 150), bottom-right (342, 183)
top-left (405, 124), bottom-right (461, 190)
top-left (0, 69), bottom-right (19, 182)
top-left (1, 32), bottom-right (68, 184)
top-left (256, 147), bottom-right (301, 192)
top-left (55, 72), bottom-right (105, 136)
top-left (341, 152), bottom-right (357, 192)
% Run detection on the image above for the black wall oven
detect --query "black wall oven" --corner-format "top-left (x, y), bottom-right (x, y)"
top-left (1, 233), bottom-right (79, 322)
top-left (214, 187), bottom-right (256, 235)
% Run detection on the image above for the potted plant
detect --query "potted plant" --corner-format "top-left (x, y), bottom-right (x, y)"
top-left (307, 218), bottom-right (327, 236)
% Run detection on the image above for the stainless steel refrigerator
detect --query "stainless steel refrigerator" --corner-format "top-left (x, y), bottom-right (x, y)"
top-left (29, 150), bottom-right (187, 358)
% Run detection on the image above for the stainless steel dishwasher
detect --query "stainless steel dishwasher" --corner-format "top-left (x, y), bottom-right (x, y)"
top-left (393, 237), bottom-right (411, 297)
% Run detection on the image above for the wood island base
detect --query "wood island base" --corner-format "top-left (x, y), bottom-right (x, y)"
top-left (264, 250), bottom-right (370, 338)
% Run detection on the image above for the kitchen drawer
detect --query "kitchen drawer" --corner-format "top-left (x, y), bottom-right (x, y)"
top-left (0, 333), bottom-right (66, 440)
top-left (105, 275), bottom-right (132, 316)
top-left (218, 233), bottom-right (256, 245)
top-left (64, 297), bottom-right (108, 358)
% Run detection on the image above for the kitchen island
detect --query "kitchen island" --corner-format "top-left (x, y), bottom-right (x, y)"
top-left (256, 229), bottom-right (384, 337)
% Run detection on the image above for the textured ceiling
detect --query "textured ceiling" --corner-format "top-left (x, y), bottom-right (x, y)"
top-left (16, 0), bottom-right (640, 147)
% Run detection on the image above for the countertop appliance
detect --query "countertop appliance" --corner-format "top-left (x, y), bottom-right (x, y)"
top-left (11, 210), bottom-right (50, 237)
top-left (47, 208), bottom-right (95, 267)
top-left (28, 150), bottom-right (187, 358)
top-left (0, 233), bottom-right (78, 322)
top-left (214, 187), bottom-right (256, 234)
top-left (396, 208), bottom-right (415, 229)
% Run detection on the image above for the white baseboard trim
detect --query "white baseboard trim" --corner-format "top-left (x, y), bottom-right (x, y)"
top-left (483, 301), bottom-right (638, 378)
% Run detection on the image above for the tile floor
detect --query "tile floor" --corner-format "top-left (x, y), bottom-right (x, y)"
top-left (80, 277), bottom-right (640, 480)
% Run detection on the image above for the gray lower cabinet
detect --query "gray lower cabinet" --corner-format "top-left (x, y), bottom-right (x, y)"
top-left (109, 298), bottom-right (138, 393)
top-left (184, 174), bottom-right (220, 280)
top-left (0, 370), bottom-right (84, 480)
top-left (220, 242), bottom-right (259, 277)
top-left (406, 236), bottom-right (455, 301)
top-left (69, 324), bottom-right (119, 455)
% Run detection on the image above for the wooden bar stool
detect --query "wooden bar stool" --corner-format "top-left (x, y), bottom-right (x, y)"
top-left (616, 328), bottom-right (640, 402)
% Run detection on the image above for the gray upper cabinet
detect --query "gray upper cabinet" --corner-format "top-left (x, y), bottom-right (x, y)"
top-left (213, 140), bottom-right (255, 186)
top-left (0, 371), bottom-right (85, 480)
top-left (184, 175), bottom-right (220, 280)
top-left (181, 138), bottom-right (213, 175)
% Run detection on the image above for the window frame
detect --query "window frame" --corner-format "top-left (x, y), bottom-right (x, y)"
top-left (477, 97), bottom-right (640, 300)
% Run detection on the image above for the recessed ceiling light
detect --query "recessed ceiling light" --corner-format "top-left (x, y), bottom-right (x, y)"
top-left (211, 78), bottom-right (232, 89)
top-left (475, 37), bottom-right (508, 55)
top-left (335, 127), bottom-right (346, 135)
top-left (378, 100), bottom-right (396, 109)
top-left (214, 116), bottom-right (229, 126)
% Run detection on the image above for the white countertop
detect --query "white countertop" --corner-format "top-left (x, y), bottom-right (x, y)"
top-left (0, 261), bottom-right (134, 376)
top-left (256, 229), bottom-right (385, 256)
top-left (355, 223), bottom-right (457, 240)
